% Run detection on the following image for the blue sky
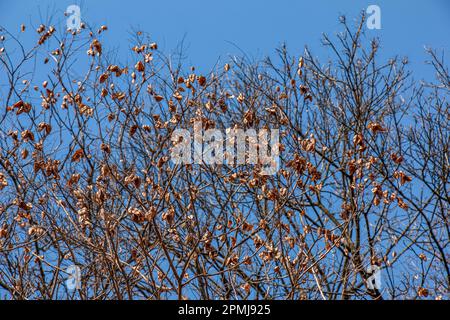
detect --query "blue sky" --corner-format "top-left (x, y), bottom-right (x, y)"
top-left (1, 0), bottom-right (449, 79)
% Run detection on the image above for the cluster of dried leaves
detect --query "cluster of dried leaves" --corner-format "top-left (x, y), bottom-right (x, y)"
top-left (0, 15), bottom-right (448, 300)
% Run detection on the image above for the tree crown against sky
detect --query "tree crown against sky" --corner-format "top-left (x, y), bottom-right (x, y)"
top-left (0, 12), bottom-right (449, 300)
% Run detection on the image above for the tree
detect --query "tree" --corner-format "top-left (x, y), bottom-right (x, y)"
top-left (0, 13), bottom-right (448, 300)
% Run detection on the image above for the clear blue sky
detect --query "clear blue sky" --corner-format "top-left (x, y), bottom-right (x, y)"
top-left (1, 0), bottom-right (449, 78)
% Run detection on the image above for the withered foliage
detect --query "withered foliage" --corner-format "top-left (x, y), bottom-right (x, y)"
top-left (0, 15), bottom-right (448, 300)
